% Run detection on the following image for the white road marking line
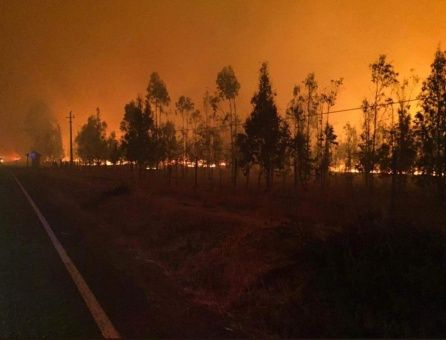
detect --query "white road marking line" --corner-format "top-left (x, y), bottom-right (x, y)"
top-left (12, 173), bottom-right (120, 339)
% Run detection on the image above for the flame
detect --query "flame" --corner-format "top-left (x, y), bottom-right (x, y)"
top-left (2, 152), bottom-right (22, 162)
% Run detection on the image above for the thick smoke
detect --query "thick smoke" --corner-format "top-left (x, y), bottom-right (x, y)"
top-left (23, 101), bottom-right (64, 161)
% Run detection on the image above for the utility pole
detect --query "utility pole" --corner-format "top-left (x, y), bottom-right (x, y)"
top-left (67, 111), bottom-right (74, 166)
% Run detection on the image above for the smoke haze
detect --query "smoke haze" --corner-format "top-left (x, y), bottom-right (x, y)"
top-left (1, 0), bottom-right (445, 156)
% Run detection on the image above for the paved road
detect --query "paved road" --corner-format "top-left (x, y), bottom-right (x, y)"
top-left (0, 167), bottom-right (243, 338)
top-left (0, 169), bottom-right (100, 337)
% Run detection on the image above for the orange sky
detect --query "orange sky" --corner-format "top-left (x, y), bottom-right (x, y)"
top-left (1, 0), bottom-right (446, 155)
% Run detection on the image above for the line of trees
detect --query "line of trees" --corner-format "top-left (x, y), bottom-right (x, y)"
top-left (73, 48), bottom-right (446, 199)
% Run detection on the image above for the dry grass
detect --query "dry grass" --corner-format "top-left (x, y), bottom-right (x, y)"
top-left (16, 166), bottom-right (446, 337)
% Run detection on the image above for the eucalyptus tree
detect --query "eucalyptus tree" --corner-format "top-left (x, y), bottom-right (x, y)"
top-left (202, 90), bottom-right (224, 182)
top-left (216, 65), bottom-right (240, 186)
top-left (120, 97), bottom-right (154, 171)
top-left (146, 72), bottom-right (170, 128)
top-left (236, 132), bottom-right (255, 187)
top-left (187, 109), bottom-right (203, 168)
top-left (387, 75), bottom-right (418, 194)
top-left (107, 131), bottom-right (121, 165)
top-left (286, 73), bottom-right (318, 187)
top-left (158, 121), bottom-right (181, 185)
top-left (303, 73), bottom-right (319, 146)
top-left (414, 49), bottom-right (446, 200)
top-left (318, 78), bottom-right (343, 187)
top-left (175, 95), bottom-right (195, 166)
top-left (319, 124), bottom-right (338, 187)
top-left (243, 62), bottom-right (290, 190)
top-left (358, 55), bottom-right (398, 187)
top-left (342, 122), bottom-right (358, 173)
top-left (286, 84), bottom-right (310, 189)
top-left (206, 91), bottom-right (222, 128)
top-left (186, 109), bottom-right (205, 188)
top-left (75, 108), bottom-right (108, 165)
top-left (358, 100), bottom-right (374, 178)
top-left (192, 122), bottom-right (224, 187)
top-left (334, 122), bottom-right (358, 190)
top-left (189, 109), bottom-right (202, 132)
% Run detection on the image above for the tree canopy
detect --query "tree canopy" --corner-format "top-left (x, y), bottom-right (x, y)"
top-left (241, 62), bottom-right (290, 189)
top-left (75, 108), bottom-right (107, 164)
top-left (120, 97), bottom-right (154, 167)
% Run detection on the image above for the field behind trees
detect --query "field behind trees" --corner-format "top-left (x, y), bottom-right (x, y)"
top-left (15, 165), bottom-right (446, 337)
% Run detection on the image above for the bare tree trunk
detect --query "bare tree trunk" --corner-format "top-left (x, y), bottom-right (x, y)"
top-left (228, 99), bottom-right (235, 187)
top-left (233, 98), bottom-right (238, 188)
top-left (194, 157), bottom-right (198, 190)
top-left (370, 85), bottom-right (380, 193)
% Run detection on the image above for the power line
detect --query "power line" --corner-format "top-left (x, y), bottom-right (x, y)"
top-left (285, 98), bottom-right (421, 121)
top-left (170, 97), bottom-right (422, 133)
top-left (320, 98), bottom-right (420, 116)
top-left (74, 98), bottom-right (422, 138)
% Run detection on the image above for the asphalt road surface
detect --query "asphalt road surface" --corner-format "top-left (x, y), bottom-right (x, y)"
top-left (0, 167), bottom-right (241, 338)
top-left (0, 169), bottom-right (100, 337)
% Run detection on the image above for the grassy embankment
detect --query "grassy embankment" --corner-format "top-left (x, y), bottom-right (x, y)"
top-left (16, 166), bottom-right (446, 337)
